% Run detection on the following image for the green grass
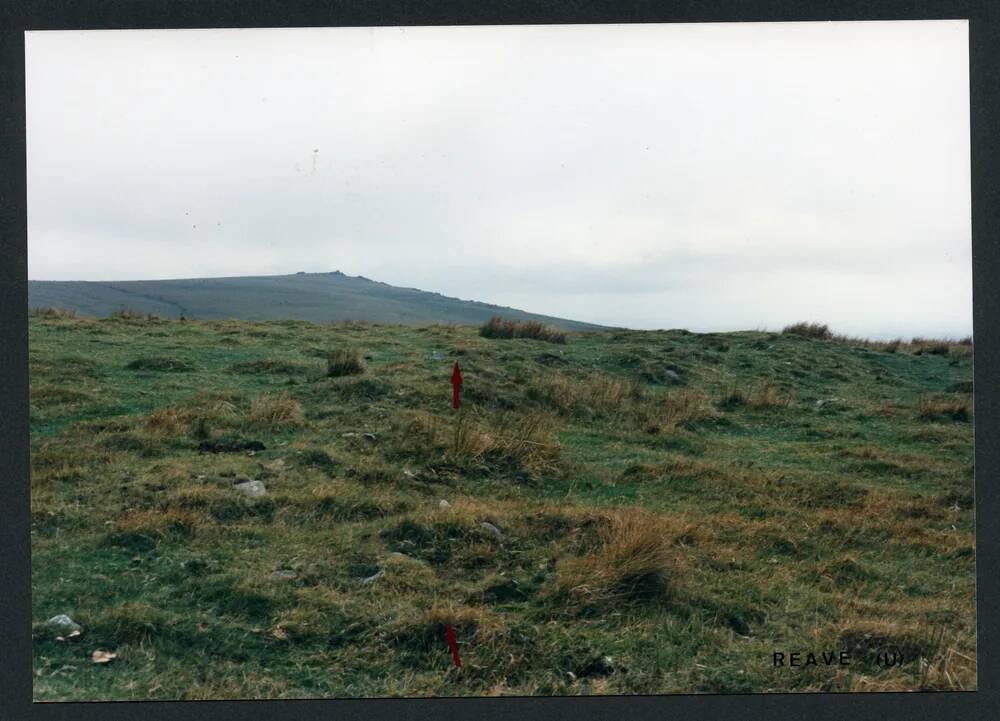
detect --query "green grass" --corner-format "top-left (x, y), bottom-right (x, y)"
top-left (30, 315), bottom-right (975, 699)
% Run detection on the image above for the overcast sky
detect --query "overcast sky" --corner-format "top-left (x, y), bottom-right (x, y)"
top-left (25, 21), bottom-right (971, 338)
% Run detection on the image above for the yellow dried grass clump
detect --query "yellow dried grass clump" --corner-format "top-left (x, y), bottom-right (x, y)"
top-left (556, 509), bottom-right (688, 608)
top-left (401, 409), bottom-right (562, 477)
top-left (247, 393), bottom-right (305, 429)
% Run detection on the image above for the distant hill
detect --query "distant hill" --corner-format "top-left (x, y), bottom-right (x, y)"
top-left (27, 271), bottom-right (606, 330)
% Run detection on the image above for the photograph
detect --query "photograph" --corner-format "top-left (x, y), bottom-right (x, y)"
top-left (25, 20), bottom-right (975, 700)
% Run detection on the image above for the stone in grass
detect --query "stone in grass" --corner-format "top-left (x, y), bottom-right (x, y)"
top-left (438, 499), bottom-right (451, 509)
top-left (431, 351), bottom-right (445, 361)
top-left (234, 479), bottom-right (267, 498)
top-left (269, 569), bottom-right (299, 583)
top-left (481, 522), bottom-right (503, 539)
top-left (360, 568), bottom-right (385, 586)
top-left (45, 614), bottom-right (82, 637)
top-left (91, 650), bottom-right (117, 664)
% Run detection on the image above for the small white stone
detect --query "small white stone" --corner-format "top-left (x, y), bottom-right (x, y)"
top-left (45, 614), bottom-right (82, 636)
top-left (360, 568), bottom-right (385, 586)
top-left (234, 480), bottom-right (267, 498)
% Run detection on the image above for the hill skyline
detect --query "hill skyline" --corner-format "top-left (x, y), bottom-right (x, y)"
top-left (27, 270), bottom-right (608, 330)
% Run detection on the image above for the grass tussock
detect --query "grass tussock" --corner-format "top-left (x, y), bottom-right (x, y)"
top-left (110, 307), bottom-right (149, 320)
top-left (748, 382), bottom-right (792, 409)
top-left (30, 306), bottom-right (77, 319)
top-left (112, 508), bottom-right (202, 538)
top-left (388, 603), bottom-right (505, 654)
top-left (247, 393), bottom-right (305, 429)
top-left (126, 356), bottom-right (195, 372)
top-left (645, 389), bottom-right (714, 433)
top-left (146, 406), bottom-right (194, 436)
top-left (30, 385), bottom-right (94, 406)
top-left (831, 334), bottom-right (973, 357)
top-left (911, 338), bottom-right (951, 356)
top-left (528, 371), bottom-right (642, 417)
top-left (326, 348), bottom-right (365, 377)
top-left (91, 602), bottom-right (169, 645)
top-left (555, 509), bottom-right (685, 610)
top-left (718, 383), bottom-right (790, 411)
top-left (917, 394), bottom-right (971, 422)
top-left (400, 410), bottom-right (562, 478)
top-left (227, 358), bottom-right (307, 375)
top-left (480, 316), bottom-right (567, 344)
top-left (783, 322), bottom-right (833, 340)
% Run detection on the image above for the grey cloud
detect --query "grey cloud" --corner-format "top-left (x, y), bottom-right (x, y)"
top-left (25, 22), bottom-right (971, 337)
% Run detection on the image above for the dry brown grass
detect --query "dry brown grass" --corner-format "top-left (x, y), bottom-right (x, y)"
top-left (112, 507), bottom-right (203, 537)
top-left (386, 602), bottom-right (507, 657)
top-left (247, 393), bottom-right (306, 429)
top-left (911, 338), bottom-right (951, 356)
top-left (917, 394), bottom-right (971, 422)
top-left (645, 388), bottom-right (714, 433)
top-left (747, 382), bottom-right (792, 409)
top-left (529, 371), bottom-right (642, 417)
top-left (832, 334), bottom-right (973, 358)
top-left (110, 307), bottom-right (149, 320)
top-left (326, 348), bottom-right (365, 377)
top-left (831, 619), bottom-right (973, 690)
top-left (555, 509), bottom-right (687, 609)
top-left (783, 322), bottom-right (833, 340)
top-left (146, 406), bottom-right (194, 436)
top-left (29, 385), bottom-right (94, 406)
top-left (401, 409), bottom-right (562, 477)
top-left (480, 316), bottom-right (567, 344)
top-left (30, 306), bottom-right (77, 319)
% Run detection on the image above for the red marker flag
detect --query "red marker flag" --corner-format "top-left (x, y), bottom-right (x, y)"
top-left (450, 362), bottom-right (462, 410)
top-left (444, 623), bottom-right (462, 667)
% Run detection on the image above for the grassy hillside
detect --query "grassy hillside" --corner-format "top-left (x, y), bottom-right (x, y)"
top-left (27, 272), bottom-right (604, 330)
top-left (29, 314), bottom-right (975, 699)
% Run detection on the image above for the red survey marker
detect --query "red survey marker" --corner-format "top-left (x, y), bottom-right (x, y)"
top-left (444, 623), bottom-right (462, 667)
top-left (450, 362), bottom-right (463, 410)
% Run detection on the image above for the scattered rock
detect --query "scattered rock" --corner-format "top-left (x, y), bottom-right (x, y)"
top-left (438, 499), bottom-right (451, 509)
top-left (663, 369), bottom-right (682, 384)
top-left (360, 568), bottom-right (385, 586)
top-left (342, 432), bottom-right (358, 438)
top-left (269, 569), bottom-right (299, 583)
top-left (91, 650), bottom-right (117, 664)
top-left (45, 614), bottom-right (82, 637)
top-left (815, 398), bottom-right (841, 409)
top-left (199, 439), bottom-right (266, 454)
top-left (234, 479), bottom-right (267, 498)
top-left (363, 433), bottom-right (378, 443)
top-left (481, 522), bottom-right (503, 539)
top-left (431, 351), bottom-right (445, 361)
